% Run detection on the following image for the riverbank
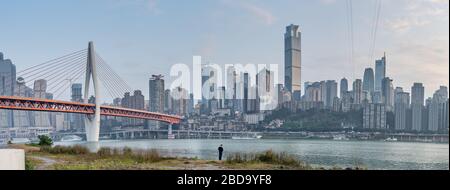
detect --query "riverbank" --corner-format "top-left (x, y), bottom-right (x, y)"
top-left (10, 144), bottom-right (362, 170)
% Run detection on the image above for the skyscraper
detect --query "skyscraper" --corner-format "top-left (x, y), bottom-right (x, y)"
top-left (149, 75), bottom-right (165, 129)
top-left (70, 83), bottom-right (84, 131)
top-left (130, 90), bottom-right (145, 111)
top-left (13, 77), bottom-right (33, 128)
top-left (0, 52), bottom-right (16, 128)
top-left (363, 68), bottom-right (375, 94)
top-left (284, 24), bottom-right (302, 98)
top-left (381, 77), bottom-right (394, 111)
top-left (375, 53), bottom-right (386, 92)
top-left (172, 87), bottom-right (189, 116)
top-left (149, 75), bottom-right (165, 113)
top-left (363, 103), bottom-right (386, 129)
top-left (122, 90), bottom-right (145, 126)
top-left (257, 68), bottom-right (275, 111)
top-left (71, 83), bottom-right (83, 102)
top-left (428, 86), bottom-right (448, 132)
top-left (340, 78), bottom-right (348, 98)
top-left (33, 79), bottom-right (51, 128)
top-left (353, 79), bottom-right (363, 105)
top-left (304, 82), bottom-right (321, 102)
top-left (201, 65), bottom-right (217, 114)
top-left (164, 89), bottom-right (172, 114)
top-left (243, 73), bottom-right (249, 113)
top-left (226, 66), bottom-right (237, 110)
top-left (324, 80), bottom-right (338, 108)
top-left (395, 91), bottom-right (410, 131)
top-left (188, 93), bottom-right (194, 115)
top-left (411, 83), bottom-right (425, 131)
top-left (218, 86), bottom-right (226, 109)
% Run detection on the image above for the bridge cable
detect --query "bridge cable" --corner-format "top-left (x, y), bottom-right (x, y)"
top-left (54, 69), bottom-right (86, 100)
top-left (54, 66), bottom-right (86, 100)
top-left (95, 53), bottom-right (133, 92)
top-left (49, 63), bottom-right (86, 91)
top-left (96, 57), bottom-right (133, 94)
top-left (95, 57), bottom-right (125, 99)
top-left (5, 52), bottom-right (87, 90)
top-left (95, 56), bottom-right (128, 98)
top-left (53, 65), bottom-right (87, 99)
top-left (18, 49), bottom-right (87, 77)
top-left (97, 60), bottom-right (130, 97)
top-left (95, 58), bottom-right (132, 99)
top-left (23, 54), bottom-right (87, 86)
top-left (369, 0), bottom-right (382, 65)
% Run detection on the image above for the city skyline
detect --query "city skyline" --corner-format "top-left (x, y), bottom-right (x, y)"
top-left (0, 0), bottom-right (448, 99)
top-left (0, 0), bottom-right (449, 173)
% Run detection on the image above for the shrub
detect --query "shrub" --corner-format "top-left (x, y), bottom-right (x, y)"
top-left (122, 147), bottom-right (132, 156)
top-left (133, 149), bottom-right (161, 163)
top-left (41, 145), bottom-right (89, 155)
top-left (97, 147), bottom-right (112, 157)
top-left (25, 157), bottom-right (35, 170)
top-left (112, 148), bottom-right (120, 156)
top-left (226, 150), bottom-right (307, 168)
top-left (38, 135), bottom-right (53, 146)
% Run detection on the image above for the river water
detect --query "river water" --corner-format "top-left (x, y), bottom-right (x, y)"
top-left (55, 139), bottom-right (449, 170)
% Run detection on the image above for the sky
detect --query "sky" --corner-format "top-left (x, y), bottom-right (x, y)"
top-left (0, 0), bottom-right (448, 101)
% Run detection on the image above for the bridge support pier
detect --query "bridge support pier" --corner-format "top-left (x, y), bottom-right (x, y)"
top-left (84, 41), bottom-right (101, 142)
top-left (168, 124), bottom-right (174, 139)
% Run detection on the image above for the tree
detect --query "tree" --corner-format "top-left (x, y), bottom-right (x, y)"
top-left (38, 135), bottom-right (53, 146)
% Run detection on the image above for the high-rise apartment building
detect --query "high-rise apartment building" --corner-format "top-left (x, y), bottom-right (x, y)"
top-left (363, 103), bottom-right (387, 129)
top-left (149, 75), bottom-right (165, 113)
top-left (353, 79), bottom-right (363, 105)
top-left (411, 83), bottom-right (425, 131)
top-left (395, 91), bottom-right (410, 131)
top-left (428, 86), bottom-right (448, 132)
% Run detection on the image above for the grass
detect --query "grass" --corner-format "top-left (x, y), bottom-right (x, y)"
top-left (225, 150), bottom-right (311, 169)
top-left (17, 145), bottom-right (365, 170)
top-left (41, 145), bottom-right (90, 155)
top-left (39, 145), bottom-right (165, 162)
top-left (25, 156), bottom-right (39, 170)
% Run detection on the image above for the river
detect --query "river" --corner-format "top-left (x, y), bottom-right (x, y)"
top-left (55, 139), bottom-right (449, 170)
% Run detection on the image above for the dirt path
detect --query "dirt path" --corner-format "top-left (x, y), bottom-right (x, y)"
top-left (29, 156), bottom-right (57, 170)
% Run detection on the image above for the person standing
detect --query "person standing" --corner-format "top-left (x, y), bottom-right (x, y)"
top-left (218, 144), bottom-right (224, 160)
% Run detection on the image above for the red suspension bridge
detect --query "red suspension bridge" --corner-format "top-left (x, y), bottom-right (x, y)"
top-left (0, 42), bottom-right (181, 142)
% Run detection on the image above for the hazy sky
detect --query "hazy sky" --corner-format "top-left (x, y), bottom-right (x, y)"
top-left (0, 0), bottom-right (448, 101)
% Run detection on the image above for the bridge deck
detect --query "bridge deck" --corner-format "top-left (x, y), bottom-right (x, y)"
top-left (0, 96), bottom-right (181, 124)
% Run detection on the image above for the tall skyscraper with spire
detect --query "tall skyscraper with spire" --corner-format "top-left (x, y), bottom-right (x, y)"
top-left (375, 53), bottom-right (386, 92)
top-left (284, 24), bottom-right (302, 100)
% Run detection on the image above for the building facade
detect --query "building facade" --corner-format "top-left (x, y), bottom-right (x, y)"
top-left (381, 77), bottom-right (394, 111)
top-left (428, 86), bottom-right (448, 132)
top-left (33, 79), bottom-right (52, 128)
top-left (0, 52), bottom-right (16, 128)
top-left (363, 68), bottom-right (375, 94)
top-left (395, 91), bottom-right (410, 131)
top-left (284, 24), bottom-right (302, 98)
top-left (353, 79), bottom-right (363, 105)
top-left (13, 77), bottom-right (33, 128)
top-left (411, 83), bottom-right (425, 131)
top-left (375, 53), bottom-right (386, 92)
top-left (363, 103), bottom-right (387, 130)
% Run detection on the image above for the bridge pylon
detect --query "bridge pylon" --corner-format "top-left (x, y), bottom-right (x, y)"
top-left (84, 41), bottom-right (101, 142)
